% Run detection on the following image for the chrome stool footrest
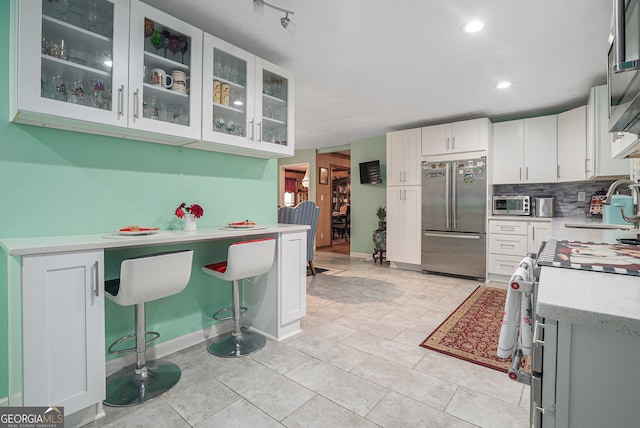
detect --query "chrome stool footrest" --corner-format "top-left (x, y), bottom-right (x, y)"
top-left (213, 306), bottom-right (247, 321)
top-left (108, 331), bottom-right (160, 355)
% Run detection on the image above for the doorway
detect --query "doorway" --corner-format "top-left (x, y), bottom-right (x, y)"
top-left (279, 163), bottom-right (309, 207)
top-left (328, 164), bottom-right (350, 253)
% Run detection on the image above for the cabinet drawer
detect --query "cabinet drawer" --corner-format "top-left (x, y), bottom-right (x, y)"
top-left (489, 254), bottom-right (525, 276)
top-left (489, 220), bottom-right (528, 235)
top-left (489, 234), bottom-right (528, 255)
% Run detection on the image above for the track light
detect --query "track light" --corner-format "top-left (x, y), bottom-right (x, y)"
top-left (253, 0), bottom-right (295, 30)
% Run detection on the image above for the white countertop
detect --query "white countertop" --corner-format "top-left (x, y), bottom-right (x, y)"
top-left (535, 215), bottom-right (640, 334)
top-left (0, 224), bottom-right (309, 256)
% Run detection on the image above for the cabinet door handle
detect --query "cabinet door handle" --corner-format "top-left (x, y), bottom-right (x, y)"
top-left (533, 319), bottom-right (545, 346)
top-left (532, 227), bottom-right (536, 241)
top-left (117, 85), bottom-right (124, 118)
top-left (499, 226), bottom-right (516, 231)
top-left (585, 158), bottom-right (590, 173)
top-left (557, 165), bottom-right (560, 178)
top-left (519, 167), bottom-right (522, 181)
top-left (257, 121), bottom-right (262, 142)
top-left (133, 89), bottom-right (140, 120)
top-left (249, 119), bottom-right (255, 141)
top-left (94, 261), bottom-right (99, 297)
top-left (532, 401), bottom-right (545, 426)
top-left (403, 171), bottom-right (407, 183)
top-left (446, 137), bottom-right (450, 151)
top-left (451, 136), bottom-right (455, 150)
top-left (526, 167), bottom-right (529, 180)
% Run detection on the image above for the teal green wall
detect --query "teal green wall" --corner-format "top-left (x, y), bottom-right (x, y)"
top-left (350, 136), bottom-right (387, 255)
top-left (0, 2), bottom-right (277, 400)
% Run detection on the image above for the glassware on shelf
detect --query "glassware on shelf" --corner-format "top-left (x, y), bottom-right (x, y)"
top-left (56, 0), bottom-right (71, 21)
top-left (179, 36), bottom-right (189, 64)
top-left (144, 18), bottom-right (155, 38)
top-left (150, 31), bottom-right (162, 54)
top-left (90, 80), bottom-right (106, 109)
top-left (168, 34), bottom-right (180, 60)
top-left (214, 116), bottom-right (225, 131)
top-left (83, 0), bottom-right (100, 31)
top-left (160, 30), bottom-right (170, 58)
top-left (225, 121), bottom-right (235, 134)
top-left (51, 72), bottom-right (67, 102)
top-left (69, 73), bottom-right (86, 105)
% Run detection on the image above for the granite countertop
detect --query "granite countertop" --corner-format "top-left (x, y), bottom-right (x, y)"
top-left (536, 215), bottom-right (640, 334)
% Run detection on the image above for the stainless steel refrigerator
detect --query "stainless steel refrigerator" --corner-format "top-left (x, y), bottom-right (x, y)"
top-left (421, 157), bottom-right (486, 279)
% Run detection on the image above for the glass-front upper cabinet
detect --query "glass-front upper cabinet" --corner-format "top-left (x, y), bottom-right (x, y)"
top-left (198, 34), bottom-right (294, 158)
top-left (256, 58), bottom-right (294, 157)
top-left (15, 0), bottom-right (130, 127)
top-left (128, 0), bottom-right (202, 140)
top-left (201, 34), bottom-right (255, 150)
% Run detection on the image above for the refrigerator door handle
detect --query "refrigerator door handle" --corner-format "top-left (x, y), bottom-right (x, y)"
top-left (451, 164), bottom-right (457, 229)
top-left (423, 232), bottom-right (481, 240)
top-left (445, 163), bottom-right (451, 229)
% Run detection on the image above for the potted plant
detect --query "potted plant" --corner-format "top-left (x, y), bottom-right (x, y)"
top-left (376, 206), bottom-right (386, 230)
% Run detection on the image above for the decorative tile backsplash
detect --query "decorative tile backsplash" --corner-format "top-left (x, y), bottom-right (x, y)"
top-left (493, 181), bottom-right (631, 217)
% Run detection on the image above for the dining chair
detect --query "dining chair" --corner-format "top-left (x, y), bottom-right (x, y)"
top-left (332, 205), bottom-right (350, 242)
top-left (278, 200), bottom-right (320, 275)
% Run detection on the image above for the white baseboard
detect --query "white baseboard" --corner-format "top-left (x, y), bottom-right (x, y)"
top-left (0, 396), bottom-right (8, 406)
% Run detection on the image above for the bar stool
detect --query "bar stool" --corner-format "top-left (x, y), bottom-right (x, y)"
top-left (103, 249), bottom-right (194, 407)
top-left (202, 238), bottom-right (276, 357)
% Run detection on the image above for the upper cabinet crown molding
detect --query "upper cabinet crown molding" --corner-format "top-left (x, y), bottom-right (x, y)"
top-left (11, 0), bottom-right (294, 159)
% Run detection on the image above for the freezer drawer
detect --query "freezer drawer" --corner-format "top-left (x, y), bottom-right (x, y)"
top-left (421, 232), bottom-right (486, 279)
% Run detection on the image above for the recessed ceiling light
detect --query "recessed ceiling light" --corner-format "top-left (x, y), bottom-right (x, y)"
top-left (464, 20), bottom-right (484, 33)
top-left (496, 81), bottom-right (512, 89)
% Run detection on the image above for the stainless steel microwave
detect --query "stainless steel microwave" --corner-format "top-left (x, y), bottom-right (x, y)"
top-left (492, 195), bottom-right (530, 216)
top-left (608, 0), bottom-right (640, 133)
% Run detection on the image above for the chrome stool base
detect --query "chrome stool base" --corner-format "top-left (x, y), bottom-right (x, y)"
top-left (207, 328), bottom-right (266, 358)
top-left (104, 361), bottom-right (181, 407)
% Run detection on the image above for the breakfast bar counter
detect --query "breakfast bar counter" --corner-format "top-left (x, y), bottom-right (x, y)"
top-left (1, 224), bottom-right (309, 426)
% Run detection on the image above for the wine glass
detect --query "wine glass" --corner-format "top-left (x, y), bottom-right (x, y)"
top-left (150, 30), bottom-right (161, 54)
top-left (178, 36), bottom-right (189, 64)
top-left (160, 30), bottom-right (170, 58)
top-left (168, 34), bottom-right (180, 59)
top-left (57, 0), bottom-right (71, 21)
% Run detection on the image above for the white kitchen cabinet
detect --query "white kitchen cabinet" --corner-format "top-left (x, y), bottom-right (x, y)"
top-left (127, 0), bottom-right (203, 140)
top-left (487, 218), bottom-right (550, 280)
top-left (557, 106), bottom-right (587, 182)
top-left (20, 250), bottom-right (105, 416)
top-left (492, 116), bottom-right (558, 184)
top-left (386, 186), bottom-right (421, 266)
top-left (421, 118), bottom-right (490, 157)
top-left (13, 0), bottom-right (203, 145)
top-left (386, 128), bottom-right (421, 186)
top-left (587, 85), bottom-right (631, 177)
top-left (194, 34), bottom-right (294, 158)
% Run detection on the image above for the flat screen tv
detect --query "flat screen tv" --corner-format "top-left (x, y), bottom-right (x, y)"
top-left (359, 160), bottom-right (382, 185)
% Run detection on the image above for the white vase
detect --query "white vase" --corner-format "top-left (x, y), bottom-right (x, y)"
top-left (183, 213), bottom-right (197, 231)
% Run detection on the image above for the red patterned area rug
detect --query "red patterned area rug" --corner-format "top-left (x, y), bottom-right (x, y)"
top-left (420, 285), bottom-right (528, 373)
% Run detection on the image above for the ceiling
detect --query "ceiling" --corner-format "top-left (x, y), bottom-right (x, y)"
top-left (143, 0), bottom-right (613, 151)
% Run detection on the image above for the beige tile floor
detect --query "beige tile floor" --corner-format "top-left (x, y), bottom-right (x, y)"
top-left (93, 252), bottom-right (529, 427)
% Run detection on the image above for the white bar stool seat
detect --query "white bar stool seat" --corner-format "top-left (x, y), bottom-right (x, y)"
top-left (103, 249), bottom-right (194, 407)
top-left (202, 238), bottom-right (276, 357)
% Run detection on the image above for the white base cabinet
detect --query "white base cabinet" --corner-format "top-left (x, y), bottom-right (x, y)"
top-left (19, 251), bottom-right (105, 415)
top-left (386, 186), bottom-right (421, 266)
top-left (488, 218), bottom-right (550, 280)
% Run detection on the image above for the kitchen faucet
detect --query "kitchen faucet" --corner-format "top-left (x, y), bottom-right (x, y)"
top-left (603, 178), bottom-right (640, 229)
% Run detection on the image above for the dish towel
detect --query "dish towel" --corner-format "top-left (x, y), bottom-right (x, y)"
top-left (497, 256), bottom-right (534, 359)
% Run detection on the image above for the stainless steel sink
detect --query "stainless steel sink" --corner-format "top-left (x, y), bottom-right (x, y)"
top-left (563, 223), bottom-right (634, 230)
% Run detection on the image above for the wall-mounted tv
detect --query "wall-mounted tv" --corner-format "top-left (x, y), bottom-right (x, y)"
top-left (359, 160), bottom-right (382, 185)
